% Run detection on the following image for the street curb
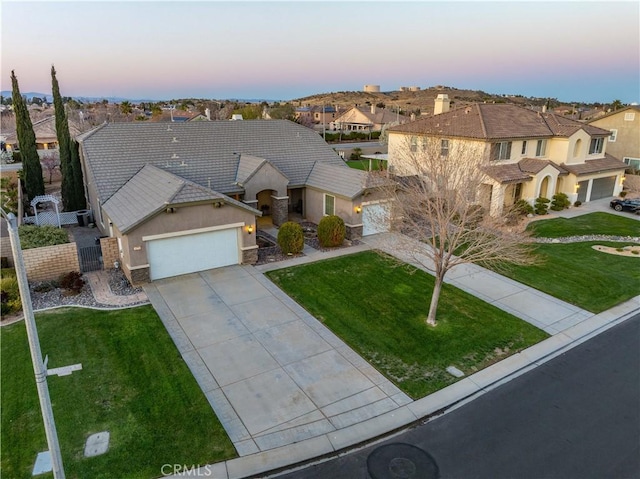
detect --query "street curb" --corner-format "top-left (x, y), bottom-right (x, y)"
top-left (165, 297), bottom-right (639, 479)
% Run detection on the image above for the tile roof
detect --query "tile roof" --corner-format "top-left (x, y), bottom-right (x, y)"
top-left (389, 104), bottom-right (611, 140)
top-left (305, 162), bottom-right (369, 198)
top-left (336, 106), bottom-right (409, 125)
top-left (560, 154), bottom-right (627, 176)
top-left (102, 164), bottom-right (255, 233)
top-left (305, 162), bottom-right (392, 198)
top-left (587, 104), bottom-right (640, 123)
top-left (79, 120), bottom-right (347, 203)
top-left (4, 115), bottom-right (83, 143)
top-left (482, 158), bottom-right (569, 184)
top-left (482, 163), bottom-right (534, 184)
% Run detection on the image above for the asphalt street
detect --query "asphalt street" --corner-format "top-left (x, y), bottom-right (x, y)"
top-left (274, 314), bottom-right (640, 479)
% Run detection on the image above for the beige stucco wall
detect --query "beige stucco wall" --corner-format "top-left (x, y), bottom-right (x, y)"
top-left (106, 202), bottom-right (256, 276)
top-left (590, 110), bottom-right (640, 161)
top-left (243, 163), bottom-right (289, 199)
top-left (305, 187), bottom-right (357, 226)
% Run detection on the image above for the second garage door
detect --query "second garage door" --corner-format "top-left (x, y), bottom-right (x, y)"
top-left (147, 227), bottom-right (240, 280)
top-left (589, 176), bottom-right (616, 201)
top-left (362, 202), bottom-right (391, 236)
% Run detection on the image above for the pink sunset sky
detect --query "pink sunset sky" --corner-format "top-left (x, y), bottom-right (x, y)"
top-left (1, 1), bottom-right (638, 103)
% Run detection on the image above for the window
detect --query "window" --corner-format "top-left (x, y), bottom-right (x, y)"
top-left (624, 112), bottom-right (635, 121)
top-left (324, 194), bottom-right (335, 216)
top-left (440, 139), bottom-right (449, 156)
top-left (535, 139), bottom-right (547, 157)
top-left (521, 141), bottom-right (528, 156)
top-left (609, 129), bottom-right (618, 142)
top-left (623, 157), bottom-right (640, 169)
top-left (589, 137), bottom-right (604, 154)
top-left (492, 141), bottom-right (512, 160)
top-left (410, 137), bottom-right (417, 153)
top-left (573, 139), bottom-right (582, 158)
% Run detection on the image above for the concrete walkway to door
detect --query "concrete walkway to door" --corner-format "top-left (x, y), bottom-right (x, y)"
top-left (144, 265), bottom-right (412, 457)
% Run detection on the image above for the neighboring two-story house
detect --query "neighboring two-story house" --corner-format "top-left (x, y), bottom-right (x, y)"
top-left (387, 101), bottom-right (626, 216)
top-left (588, 105), bottom-right (640, 170)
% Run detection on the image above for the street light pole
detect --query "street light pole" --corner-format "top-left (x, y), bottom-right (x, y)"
top-left (2, 211), bottom-right (65, 478)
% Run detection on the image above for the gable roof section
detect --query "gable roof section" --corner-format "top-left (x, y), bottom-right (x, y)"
top-left (482, 158), bottom-right (569, 184)
top-left (235, 154), bottom-right (288, 186)
top-left (389, 104), bottom-right (611, 140)
top-left (79, 120), bottom-right (346, 203)
top-left (587, 105), bottom-right (640, 123)
top-left (306, 162), bottom-right (369, 199)
top-left (335, 106), bottom-right (408, 125)
top-left (560, 154), bottom-right (627, 176)
top-left (103, 164), bottom-right (254, 234)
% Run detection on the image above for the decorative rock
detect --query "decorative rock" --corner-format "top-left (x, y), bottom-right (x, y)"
top-left (84, 431), bottom-right (110, 457)
top-left (446, 366), bottom-right (465, 378)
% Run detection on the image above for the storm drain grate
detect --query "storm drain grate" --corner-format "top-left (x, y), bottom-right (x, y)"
top-left (367, 443), bottom-right (439, 479)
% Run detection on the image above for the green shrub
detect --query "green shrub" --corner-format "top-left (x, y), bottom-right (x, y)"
top-left (534, 197), bottom-right (550, 215)
top-left (18, 225), bottom-right (70, 250)
top-left (513, 199), bottom-right (534, 216)
top-left (619, 190), bottom-right (628, 198)
top-left (574, 200), bottom-right (582, 207)
top-left (317, 215), bottom-right (346, 247)
top-left (550, 193), bottom-right (571, 211)
top-left (277, 222), bottom-right (304, 254)
top-left (59, 271), bottom-right (85, 294)
top-left (1, 273), bottom-right (21, 315)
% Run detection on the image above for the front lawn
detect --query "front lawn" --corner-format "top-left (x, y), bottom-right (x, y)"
top-left (266, 251), bottom-right (548, 399)
top-left (345, 159), bottom-right (386, 171)
top-left (527, 212), bottom-right (640, 238)
top-left (500, 241), bottom-right (640, 313)
top-left (1, 306), bottom-right (236, 479)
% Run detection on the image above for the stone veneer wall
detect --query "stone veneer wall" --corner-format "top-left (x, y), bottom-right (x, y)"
top-left (23, 242), bottom-right (80, 282)
top-left (128, 266), bottom-right (150, 286)
top-left (100, 237), bottom-right (119, 270)
top-left (271, 198), bottom-right (288, 226)
top-left (242, 247), bottom-right (258, 265)
top-left (345, 224), bottom-right (363, 241)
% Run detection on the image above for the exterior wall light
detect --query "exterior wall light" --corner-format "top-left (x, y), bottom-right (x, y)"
top-left (247, 225), bottom-right (254, 235)
top-left (355, 206), bottom-right (362, 214)
top-left (575, 183), bottom-right (580, 192)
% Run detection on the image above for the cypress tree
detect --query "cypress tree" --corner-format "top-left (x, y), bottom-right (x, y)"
top-left (52, 65), bottom-right (75, 210)
top-left (70, 138), bottom-right (86, 209)
top-left (51, 66), bottom-right (86, 210)
top-left (11, 70), bottom-right (44, 200)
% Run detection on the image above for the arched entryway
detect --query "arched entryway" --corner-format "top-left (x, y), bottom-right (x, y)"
top-left (539, 175), bottom-right (552, 199)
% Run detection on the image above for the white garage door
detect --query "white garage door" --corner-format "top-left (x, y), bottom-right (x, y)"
top-left (147, 227), bottom-right (240, 280)
top-left (362, 203), bottom-right (390, 236)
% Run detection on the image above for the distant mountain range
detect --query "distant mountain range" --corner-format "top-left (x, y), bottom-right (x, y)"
top-left (0, 91), bottom-right (273, 104)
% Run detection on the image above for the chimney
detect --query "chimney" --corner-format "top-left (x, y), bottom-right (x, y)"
top-left (434, 94), bottom-right (450, 115)
top-left (542, 105), bottom-right (547, 113)
top-left (205, 108), bottom-right (211, 120)
top-left (371, 105), bottom-right (376, 115)
top-left (411, 113), bottom-right (416, 121)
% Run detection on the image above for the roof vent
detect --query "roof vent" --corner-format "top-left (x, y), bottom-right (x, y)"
top-left (171, 153), bottom-right (179, 159)
top-left (172, 137), bottom-right (178, 143)
top-left (166, 126), bottom-right (172, 131)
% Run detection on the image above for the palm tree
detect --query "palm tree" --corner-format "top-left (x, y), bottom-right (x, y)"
top-left (120, 101), bottom-right (133, 116)
top-left (611, 99), bottom-right (624, 111)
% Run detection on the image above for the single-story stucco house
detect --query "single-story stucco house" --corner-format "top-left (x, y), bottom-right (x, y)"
top-left (77, 120), bottom-right (388, 284)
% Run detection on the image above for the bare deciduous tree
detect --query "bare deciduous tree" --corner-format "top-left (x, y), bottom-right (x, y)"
top-left (40, 151), bottom-right (60, 184)
top-left (372, 136), bottom-right (536, 326)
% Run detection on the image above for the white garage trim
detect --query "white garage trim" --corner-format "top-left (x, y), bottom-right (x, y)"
top-left (147, 227), bottom-right (241, 280)
top-left (142, 222), bottom-right (245, 242)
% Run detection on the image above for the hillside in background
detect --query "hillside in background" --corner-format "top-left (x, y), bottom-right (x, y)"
top-left (291, 85), bottom-right (566, 116)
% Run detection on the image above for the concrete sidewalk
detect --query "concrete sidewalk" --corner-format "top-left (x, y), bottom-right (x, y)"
top-left (165, 221), bottom-right (639, 479)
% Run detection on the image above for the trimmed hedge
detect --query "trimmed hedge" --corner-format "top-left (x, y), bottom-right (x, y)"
top-left (317, 215), bottom-right (346, 247)
top-left (277, 222), bottom-right (304, 254)
top-left (18, 225), bottom-right (70, 250)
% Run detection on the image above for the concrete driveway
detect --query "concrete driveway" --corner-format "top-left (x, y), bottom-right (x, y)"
top-left (144, 265), bottom-right (411, 456)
